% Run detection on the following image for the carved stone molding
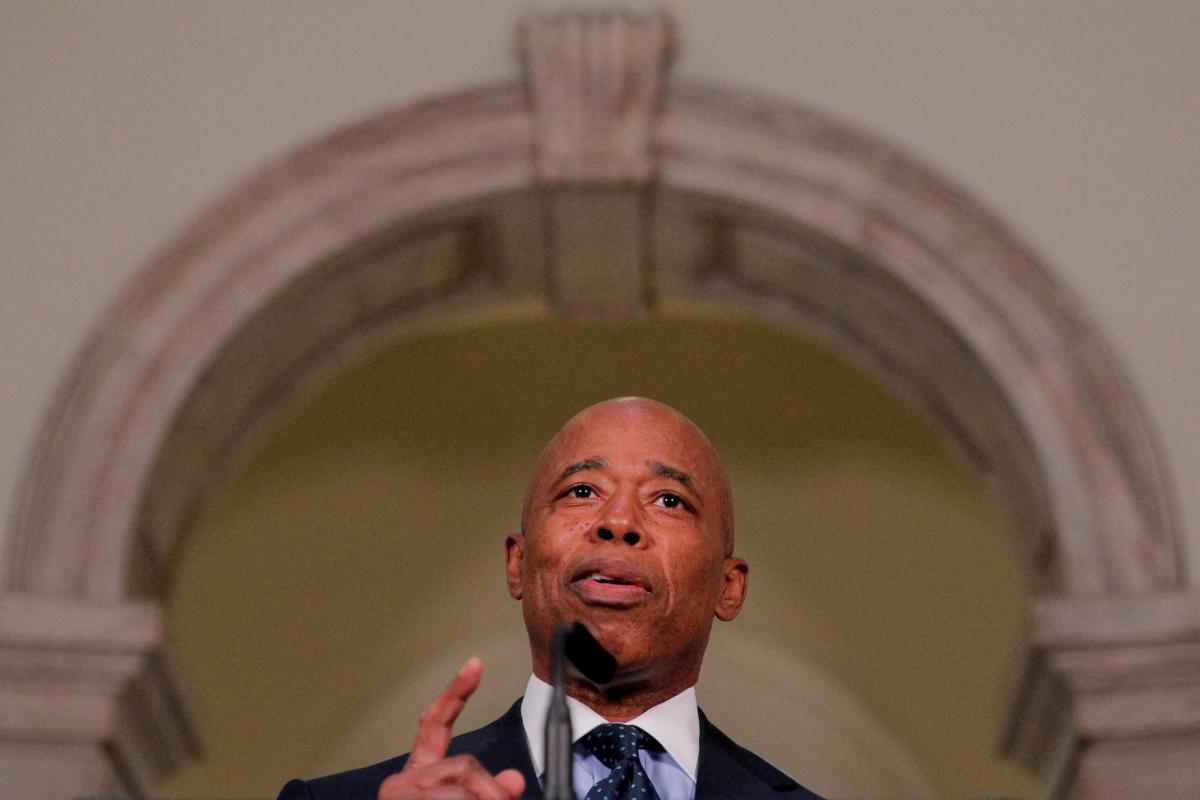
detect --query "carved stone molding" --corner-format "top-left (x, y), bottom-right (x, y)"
top-left (1003, 592), bottom-right (1200, 799)
top-left (519, 12), bottom-right (673, 318)
top-left (0, 593), bottom-right (200, 797)
top-left (1, 9), bottom-right (1192, 800)
top-left (519, 11), bottom-right (673, 184)
top-left (651, 84), bottom-right (1182, 597)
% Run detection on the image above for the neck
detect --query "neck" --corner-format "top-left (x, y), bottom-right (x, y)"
top-left (569, 677), bottom-right (693, 722)
top-left (536, 663), bottom-right (698, 722)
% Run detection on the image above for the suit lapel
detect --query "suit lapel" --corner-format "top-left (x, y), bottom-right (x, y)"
top-left (695, 711), bottom-right (809, 799)
top-left (696, 729), bottom-right (770, 800)
top-left (465, 700), bottom-right (544, 799)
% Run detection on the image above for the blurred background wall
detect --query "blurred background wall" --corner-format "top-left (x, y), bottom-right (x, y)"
top-left (158, 317), bottom-right (1030, 798)
top-left (3, 2), bottom-right (1197, 799)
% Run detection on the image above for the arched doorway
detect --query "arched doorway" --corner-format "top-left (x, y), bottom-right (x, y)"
top-left (2, 12), bottom-right (1193, 800)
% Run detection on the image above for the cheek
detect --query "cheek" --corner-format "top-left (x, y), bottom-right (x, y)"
top-left (524, 522), bottom-right (588, 585)
top-left (533, 515), bottom-right (593, 559)
top-left (564, 517), bottom-right (591, 538)
top-left (667, 552), bottom-right (724, 605)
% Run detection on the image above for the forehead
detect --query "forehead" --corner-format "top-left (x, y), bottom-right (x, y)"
top-left (542, 404), bottom-right (720, 486)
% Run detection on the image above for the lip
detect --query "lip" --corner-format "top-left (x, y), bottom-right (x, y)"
top-left (568, 556), bottom-right (654, 608)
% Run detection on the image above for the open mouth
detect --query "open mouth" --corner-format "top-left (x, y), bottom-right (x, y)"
top-left (569, 560), bottom-right (653, 607)
top-left (589, 572), bottom-right (637, 586)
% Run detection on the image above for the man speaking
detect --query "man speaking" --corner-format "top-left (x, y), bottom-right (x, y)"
top-left (279, 398), bottom-right (824, 799)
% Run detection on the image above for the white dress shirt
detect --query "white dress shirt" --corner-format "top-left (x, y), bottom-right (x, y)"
top-left (520, 674), bottom-right (699, 800)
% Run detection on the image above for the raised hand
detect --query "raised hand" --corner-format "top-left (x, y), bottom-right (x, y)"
top-left (377, 658), bottom-right (526, 800)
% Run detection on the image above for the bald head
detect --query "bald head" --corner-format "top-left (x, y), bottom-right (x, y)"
top-left (522, 397), bottom-right (735, 552)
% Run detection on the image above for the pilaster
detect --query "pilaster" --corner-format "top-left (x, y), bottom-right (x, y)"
top-left (1004, 591), bottom-right (1200, 799)
top-left (0, 592), bottom-right (199, 797)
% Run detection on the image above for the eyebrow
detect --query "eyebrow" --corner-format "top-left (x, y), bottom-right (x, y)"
top-left (647, 460), bottom-right (695, 490)
top-left (556, 456), bottom-right (609, 483)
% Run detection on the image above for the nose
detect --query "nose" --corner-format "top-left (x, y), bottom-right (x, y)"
top-left (594, 488), bottom-right (644, 547)
top-left (597, 526), bottom-right (641, 546)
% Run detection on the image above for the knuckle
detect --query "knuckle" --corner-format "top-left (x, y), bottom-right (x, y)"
top-left (445, 754), bottom-right (482, 773)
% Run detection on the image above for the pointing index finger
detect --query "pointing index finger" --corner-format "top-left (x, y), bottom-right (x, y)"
top-left (406, 656), bottom-right (483, 768)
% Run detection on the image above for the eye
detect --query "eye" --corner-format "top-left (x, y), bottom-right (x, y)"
top-left (655, 492), bottom-right (691, 511)
top-left (561, 484), bottom-right (595, 499)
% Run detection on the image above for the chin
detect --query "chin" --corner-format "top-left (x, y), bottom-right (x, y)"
top-left (586, 622), bottom-right (657, 668)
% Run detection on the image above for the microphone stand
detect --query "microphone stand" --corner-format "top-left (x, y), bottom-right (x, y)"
top-left (543, 623), bottom-right (575, 800)
top-left (544, 622), bottom-right (618, 800)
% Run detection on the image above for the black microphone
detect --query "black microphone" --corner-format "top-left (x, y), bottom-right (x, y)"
top-left (543, 623), bottom-right (575, 800)
top-left (544, 622), bottom-right (617, 800)
top-left (565, 621), bottom-right (617, 684)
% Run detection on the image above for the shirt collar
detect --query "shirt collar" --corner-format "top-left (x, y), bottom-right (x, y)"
top-left (520, 674), bottom-right (700, 781)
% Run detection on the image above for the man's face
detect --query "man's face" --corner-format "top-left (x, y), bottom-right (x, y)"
top-left (505, 399), bottom-right (747, 689)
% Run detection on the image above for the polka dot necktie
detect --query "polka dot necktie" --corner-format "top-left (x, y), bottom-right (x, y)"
top-left (580, 723), bottom-right (663, 800)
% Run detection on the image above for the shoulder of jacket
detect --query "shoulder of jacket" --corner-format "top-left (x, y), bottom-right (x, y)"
top-left (292, 752), bottom-right (409, 800)
top-left (700, 711), bottom-right (826, 797)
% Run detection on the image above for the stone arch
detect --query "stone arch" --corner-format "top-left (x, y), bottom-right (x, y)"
top-left (2, 11), bottom-right (1195, 800)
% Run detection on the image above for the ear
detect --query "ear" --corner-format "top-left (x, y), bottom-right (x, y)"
top-left (714, 557), bottom-right (748, 622)
top-left (504, 533), bottom-right (525, 600)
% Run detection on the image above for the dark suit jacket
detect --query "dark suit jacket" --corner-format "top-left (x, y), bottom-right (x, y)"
top-left (278, 699), bottom-right (825, 800)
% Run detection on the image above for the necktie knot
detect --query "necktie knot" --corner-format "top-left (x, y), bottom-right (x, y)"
top-left (580, 723), bottom-right (663, 767)
top-left (579, 724), bottom-right (663, 800)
